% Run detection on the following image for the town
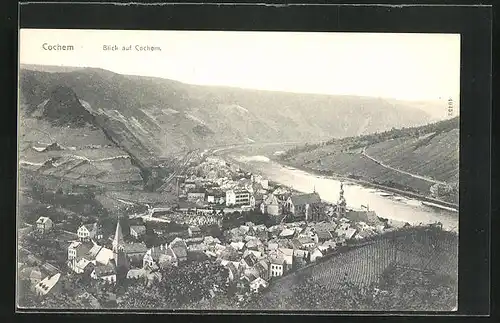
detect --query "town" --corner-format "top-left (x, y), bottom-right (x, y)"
top-left (18, 155), bottom-right (421, 309)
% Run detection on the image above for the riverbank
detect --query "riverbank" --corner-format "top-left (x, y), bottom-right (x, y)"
top-left (276, 158), bottom-right (458, 212)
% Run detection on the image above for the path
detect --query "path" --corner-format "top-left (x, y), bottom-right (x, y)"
top-left (361, 147), bottom-right (447, 185)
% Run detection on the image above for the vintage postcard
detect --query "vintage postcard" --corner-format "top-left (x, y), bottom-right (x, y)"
top-left (17, 29), bottom-right (459, 311)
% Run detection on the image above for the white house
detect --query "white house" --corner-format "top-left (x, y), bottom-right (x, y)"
top-left (310, 248), bottom-right (324, 262)
top-left (269, 257), bottom-right (285, 277)
top-left (250, 277), bottom-right (269, 293)
top-left (226, 189), bottom-right (251, 207)
top-left (77, 223), bottom-right (99, 241)
top-left (35, 217), bottom-right (53, 234)
top-left (130, 225), bottom-right (146, 239)
top-left (34, 273), bottom-right (61, 297)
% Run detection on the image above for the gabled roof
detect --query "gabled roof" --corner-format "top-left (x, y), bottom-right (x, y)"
top-left (80, 223), bottom-right (96, 232)
top-left (35, 273), bottom-right (61, 295)
top-left (243, 253), bottom-right (258, 267)
top-left (36, 216), bottom-right (51, 224)
top-left (250, 276), bottom-right (268, 287)
top-left (124, 242), bottom-right (148, 254)
top-left (289, 193), bottom-right (321, 206)
top-left (76, 258), bottom-right (94, 271)
top-left (94, 247), bottom-right (114, 265)
top-left (270, 256), bottom-right (285, 265)
top-left (279, 228), bottom-right (295, 237)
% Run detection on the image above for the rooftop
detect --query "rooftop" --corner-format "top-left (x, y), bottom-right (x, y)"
top-left (289, 192), bottom-right (321, 206)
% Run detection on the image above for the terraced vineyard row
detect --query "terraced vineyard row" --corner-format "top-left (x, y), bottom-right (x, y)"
top-left (311, 239), bottom-right (395, 288)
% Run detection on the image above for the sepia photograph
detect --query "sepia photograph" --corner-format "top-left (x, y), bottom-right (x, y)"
top-left (17, 29), bottom-right (460, 312)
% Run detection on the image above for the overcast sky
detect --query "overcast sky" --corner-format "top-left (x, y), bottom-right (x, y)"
top-left (20, 29), bottom-right (460, 101)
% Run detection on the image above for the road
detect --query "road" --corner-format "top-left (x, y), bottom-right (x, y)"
top-left (361, 147), bottom-right (447, 186)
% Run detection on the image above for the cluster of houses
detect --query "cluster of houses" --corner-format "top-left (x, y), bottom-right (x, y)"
top-left (19, 156), bottom-right (398, 304)
top-left (168, 157), bottom-right (341, 226)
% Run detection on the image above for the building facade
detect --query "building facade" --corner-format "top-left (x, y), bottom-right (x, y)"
top-left (226, 189), bottom-right (251, 207)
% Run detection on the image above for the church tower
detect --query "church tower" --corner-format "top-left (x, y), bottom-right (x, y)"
top-left (112, 219), bottom-right (125, 255)
top-left (112, 218), bottom-right (129, 283)
top-left (336, 182), bottom-right (347, 218)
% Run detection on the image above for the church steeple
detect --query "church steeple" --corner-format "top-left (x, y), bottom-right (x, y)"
top-left (112, 218), bottom-right (125, 254)
top-left (337, 182), bottom-right (346, 218)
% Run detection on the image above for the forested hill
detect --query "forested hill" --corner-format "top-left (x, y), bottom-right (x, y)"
top-left (280, 117), bottom-right (460, 203)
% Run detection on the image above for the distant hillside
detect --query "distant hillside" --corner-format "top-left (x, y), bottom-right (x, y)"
top-left (20, 65), bottom-right (435, 163)
top-left (280, 117), bottom-right (459, 204)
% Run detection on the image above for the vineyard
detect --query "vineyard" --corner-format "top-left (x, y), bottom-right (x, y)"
top-left (257, 227), bottom-right (458, 308)
top-left (310, 239), bottom-right (395, 288)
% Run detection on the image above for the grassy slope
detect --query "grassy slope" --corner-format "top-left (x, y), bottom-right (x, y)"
top-left (281, 118), bottom-right (459, 199)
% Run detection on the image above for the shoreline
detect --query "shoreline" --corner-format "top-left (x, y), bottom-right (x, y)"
top-left (275, 159), bottom-right (459, 212)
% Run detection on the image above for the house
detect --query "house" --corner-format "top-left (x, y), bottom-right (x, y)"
top-left (35, 216), bottom-right (53, 234)
top-left (261, 194), bottom-right (282, 216)
top-left (188, 225), bottom-right (202, 238)
top-left (74, 258), bottom-right (95, 275)
top-left (297, 236), bottom-right (316, 248)
top-left (245, 239), bottom-right (264, 251)
top-left (93, 246), bottom-right (115, 266)
top-left (129, 225), bottom-right (146, 239)
top-left (34, 273), bottom-right (61, 297)
top-left (315, 230), bottom-right (333, 243)
top-left (250, 277), bottom-right (269, 293)
top-left (126, 268), bottom-right (146, 280)
top-left (279, 228), bottom-right (295, 238)
top-left (335, 223), bottom-right (357, 240)
top-left (230, 241), bottom-right (245, 251)
top-left (284, 193), bottom-right (323, 221)
top-left (91, 262), bottom-right (117, 284)
top-left (345, 210), bottom-right (381, 226)
top-left (226, 189), bottom-right (251, 206)
top-left (269, 257), bottom-right (285, 277)
top-left (241, 252), bottom-right (259, 268)
top-left (168, 238), bottom-right (188, 263)
top-left (255, 259), bottom-right (270, 281)
top-left (77, 223), bottom-right (100, 241)
top-left (278, 248), bottom-right (294, 268)
top-left (143, 245), bottom-right (178, 269)
top-left (293, 249), bottom-right (310, 259)
top-left (320, 240), bottom-right (337, 252)
top-left (67, 241), bottom-right (93, 272)
top-left (187, 190), bottom-right (206, 203)
top-left (310, 248), bottom-right (324, 262)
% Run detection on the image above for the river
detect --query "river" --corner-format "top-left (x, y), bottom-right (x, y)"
top-left (223, 153), bottom-right (459, 232)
